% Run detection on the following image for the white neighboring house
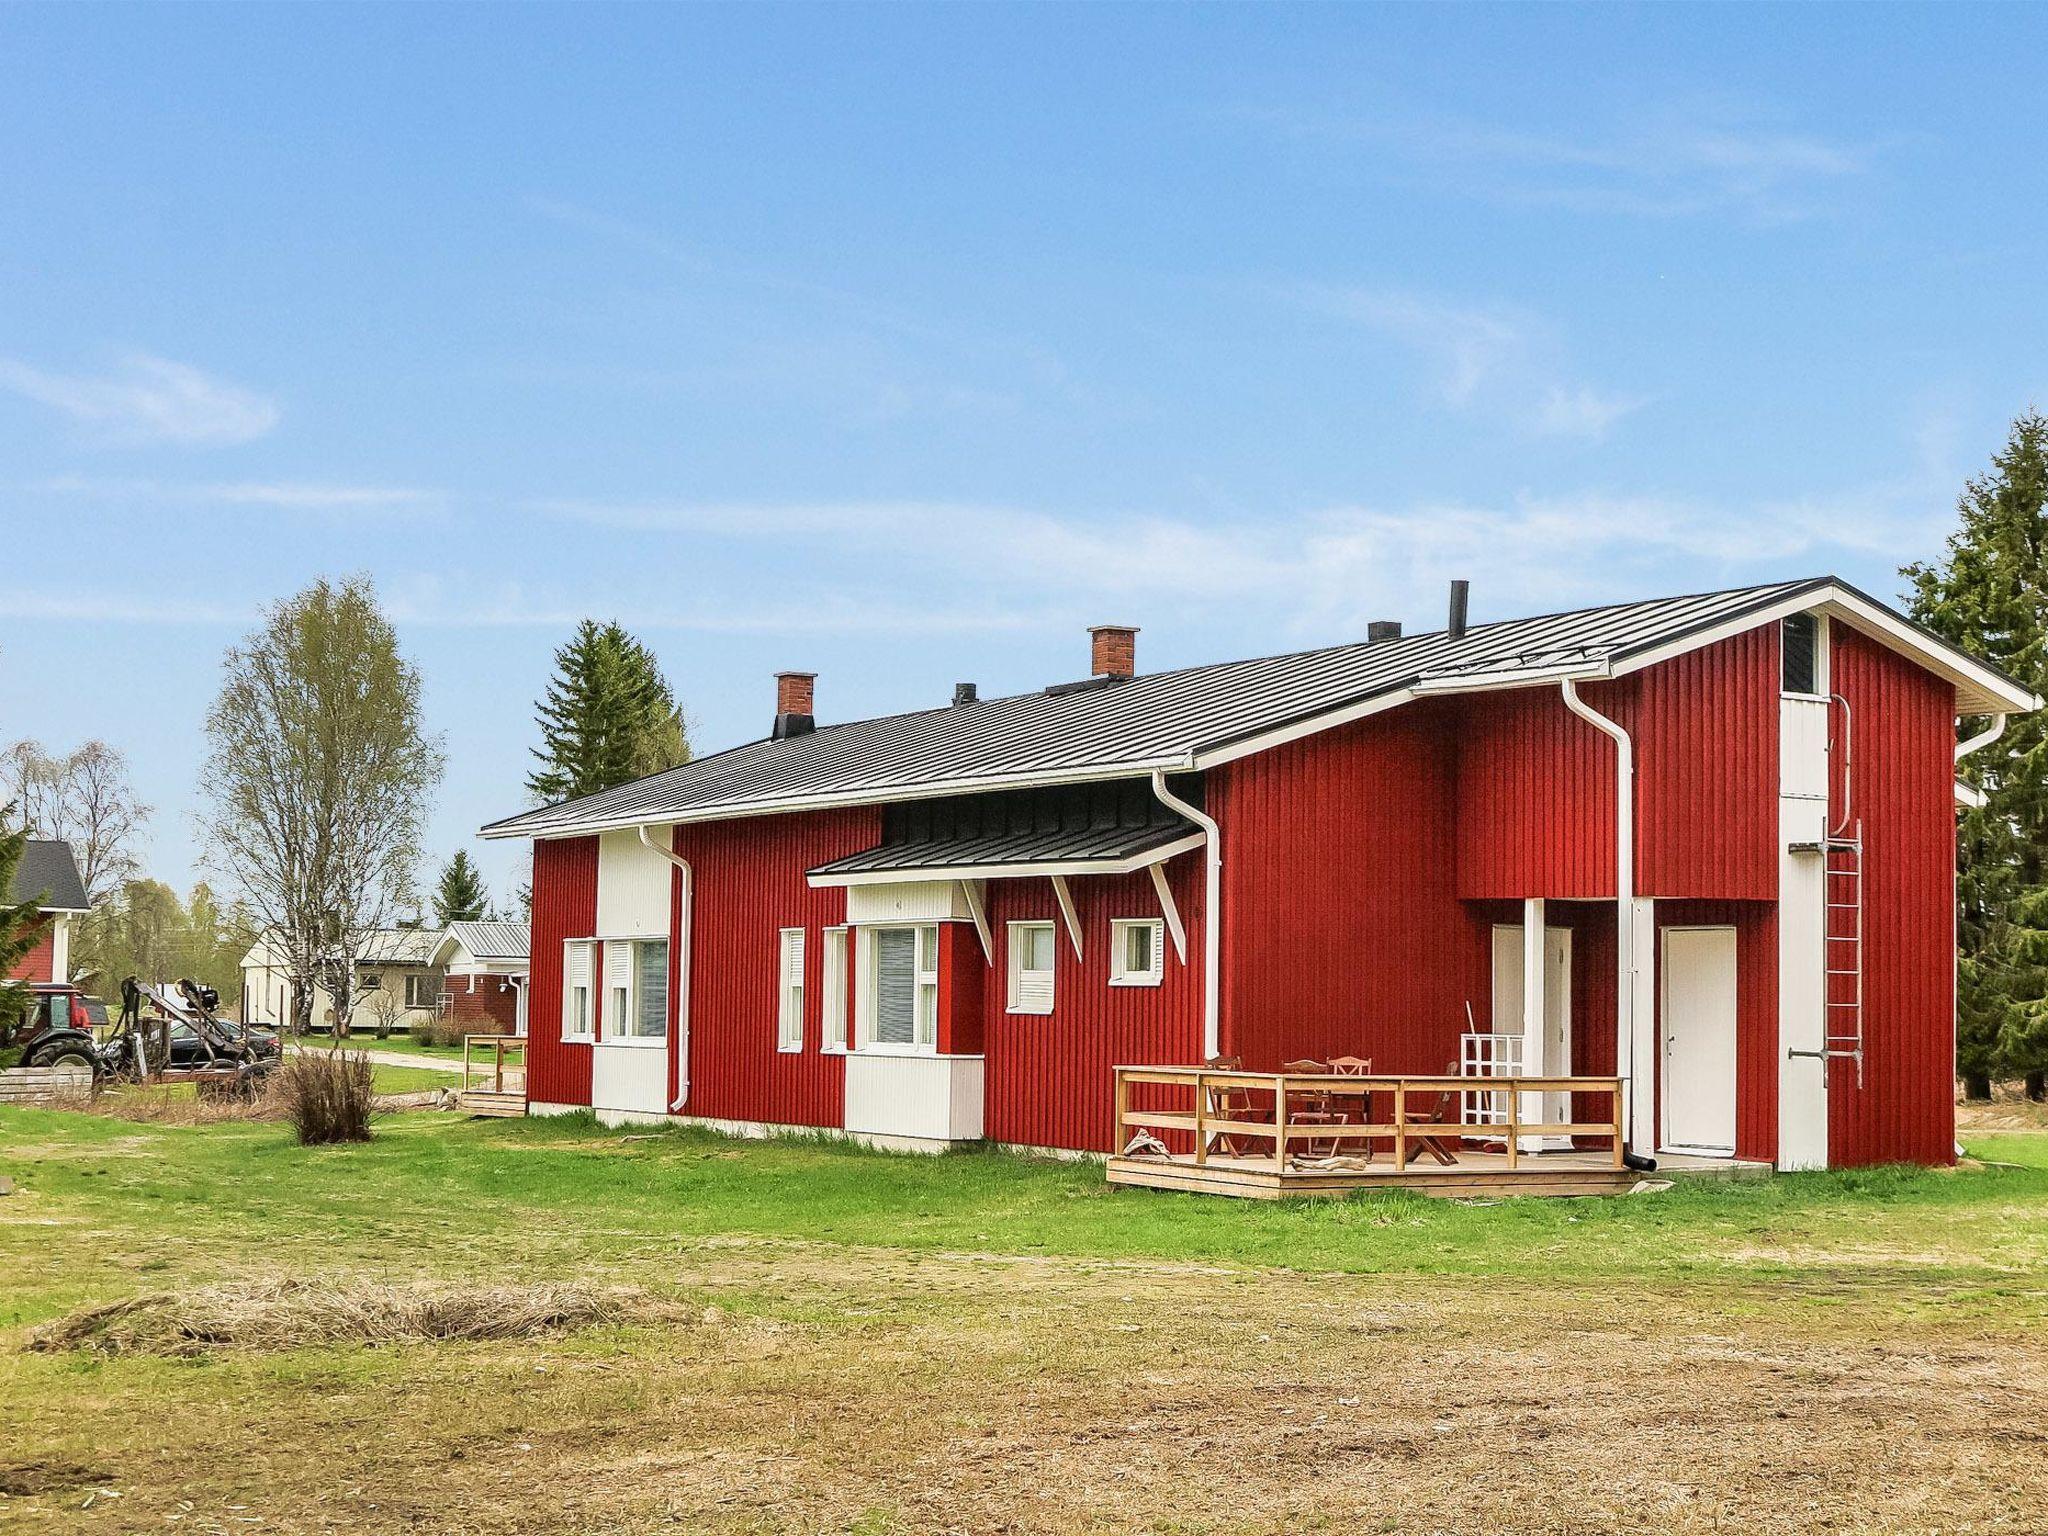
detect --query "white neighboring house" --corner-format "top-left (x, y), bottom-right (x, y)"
top-left (240, 926), bottom-right (447, 1033)
top-left (429, 920), bottom-right (530, 1034)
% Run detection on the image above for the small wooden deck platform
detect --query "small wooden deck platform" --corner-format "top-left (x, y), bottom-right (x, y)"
top-left (1106, 1147), bottom-right (1770, 1200)
top-left (456, 1034), bottom-right (528, 1118)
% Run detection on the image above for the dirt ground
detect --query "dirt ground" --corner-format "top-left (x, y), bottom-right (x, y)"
top-left (10, 1233), bottom-right (2048, 1535)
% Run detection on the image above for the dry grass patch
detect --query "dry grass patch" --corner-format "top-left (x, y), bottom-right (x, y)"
top-left (27, 1277), bottom-right (698, 1357)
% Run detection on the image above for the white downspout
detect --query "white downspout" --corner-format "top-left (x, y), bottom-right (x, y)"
top-left (1956, 712), bottom-right (2007, 767)
top-left (1559, 678), bottom-right (1646, 1159)
top-left (1151, 770), bottom-right (1221, 1060)
top-left (637, 824), bottom-right (695, 1111)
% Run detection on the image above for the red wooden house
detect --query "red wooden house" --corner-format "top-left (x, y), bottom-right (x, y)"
top-left (482, 578), bottom-right (2035, 1183)
top-left (5, 839), bottom-right (90, 987)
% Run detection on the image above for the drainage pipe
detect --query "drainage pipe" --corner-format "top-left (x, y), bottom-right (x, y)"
top-left (636, 823), bottom-right (695, 1112)
top-left (1559, 679), bottom-right (1651, 1165)
top-left (1150, 770), bottom-right (1222, 1060)
top-left (1955, 712), bottom-right (2008, 768)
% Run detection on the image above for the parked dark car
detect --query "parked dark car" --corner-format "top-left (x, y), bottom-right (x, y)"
top-left (165, 1020), bottom-right (281, 1068)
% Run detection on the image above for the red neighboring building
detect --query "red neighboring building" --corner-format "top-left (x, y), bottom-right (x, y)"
top-left (5, 839), bottom-right (90, 986)
top-left (482, 578), bottom-right (2037, 1171)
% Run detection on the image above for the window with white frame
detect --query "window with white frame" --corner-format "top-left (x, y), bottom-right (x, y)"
top-left (1006, 921), bottom-right (1056, 1014)
top-left (562, 939), bottom-right (595, 1040)
top-left (627, 938), bottom-right (669, 1039)
top-left (777, 928), bottom-right (806, 1051)
top-left (821, 926), bottom-right (849, 1052)
top-left (1781, 612), bottom-right (1823, 696)
top-left (1109, 918), bottom-right (1165, 986)
top-left (864, 924), bottom-right (939, 1049)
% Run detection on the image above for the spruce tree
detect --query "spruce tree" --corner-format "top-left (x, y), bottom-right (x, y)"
top-left (1904, 409), bottom-right (2048, 1099)
top-left (0, 810), bottom-right (49, 1035)
top-left (433, 851), bottom-right (490, 925)
top-left (526, 620), bottom-right (691, 803)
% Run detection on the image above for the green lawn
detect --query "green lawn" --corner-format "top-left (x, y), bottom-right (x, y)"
top-left (369, 1063), bottom-right (457, 1095)
top-left (3, 1109), bottom-right (2044, 1533)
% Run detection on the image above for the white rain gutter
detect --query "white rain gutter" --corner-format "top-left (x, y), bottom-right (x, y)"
top-left (1956, 712), bottom-right (2008, 767)
top-left (637, 824), bottom-right (695, 1112)
top-left (1150, 770), bottom-right (1221, 1059)
top-left (1559, 679), bottom-right (1647, 1159)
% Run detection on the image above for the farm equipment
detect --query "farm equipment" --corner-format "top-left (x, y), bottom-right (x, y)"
top-left (89, 978), bottom-right (281, 1098)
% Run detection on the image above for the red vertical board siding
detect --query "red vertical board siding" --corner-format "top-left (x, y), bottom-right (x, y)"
top-left (673, 808), bottom-right (878, 1129)
top-left (980, 855), bottom-right (1205, 1153)
top-left (528, 836), bottom-right (598, 1106)
top-left (1828, 629), bottom-right (1958, 1166)
top-left (1215, 704), bottom-right (1479, 1079)
top-left (936, 923), bottom-right (985, 1056)
top-left (7, 919), bottom-right (55, 983)
top-left (1456, 626), bottom-right (1778, 901)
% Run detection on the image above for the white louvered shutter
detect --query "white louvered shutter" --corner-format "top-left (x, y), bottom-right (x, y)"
top-left (564, 941), bottom-right (592, 1034)
top-left (606, 941), bottom-right (632, 1035)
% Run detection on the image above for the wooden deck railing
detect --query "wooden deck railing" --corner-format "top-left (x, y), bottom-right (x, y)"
top-left (461, 1034), bottom-right (528, 1096)
top-left (1112, 1066), bottom-right (1626, 1172)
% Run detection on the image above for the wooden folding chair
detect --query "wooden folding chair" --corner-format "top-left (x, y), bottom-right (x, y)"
top-left (1398, 1064), bottom-right (1463, 1168)
top-left (1279, 1058), bottom-right (1340, 1160)
top-left (1328, 1055), bottom-right (1373, 1161)
top-left (1201, 1055), bottom-right (1265, 1158)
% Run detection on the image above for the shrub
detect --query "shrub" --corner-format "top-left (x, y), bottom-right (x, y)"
top-left (274, 1050), bottom-right (375, 1145)
top-left (408, 1014), bottom-right (459, 1048)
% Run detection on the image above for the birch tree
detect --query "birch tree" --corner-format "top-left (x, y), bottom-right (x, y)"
top-left (2, 738), bottom-right (150, 908)
top-left (199, 575), bottom-right (444, 1038)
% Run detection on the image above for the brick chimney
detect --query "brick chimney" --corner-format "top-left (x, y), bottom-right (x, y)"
top-left (773, 671), bottom-right (816, 739)
top-left (1089, 624), bottom-right (1138, 679)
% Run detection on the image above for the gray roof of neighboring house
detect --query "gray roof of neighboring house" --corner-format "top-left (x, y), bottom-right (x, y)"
top-left (481, 575), bottom-right (2036, 841)
top-left (356, 928), bottom-right (444, 967)
top-left (8, 839), bottom-right (89, 911)
top-left (446, 920), bottom-right (529, 963)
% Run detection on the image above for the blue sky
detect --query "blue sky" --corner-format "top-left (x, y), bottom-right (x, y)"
top-left (3, 4), bottom-right (2044, 905)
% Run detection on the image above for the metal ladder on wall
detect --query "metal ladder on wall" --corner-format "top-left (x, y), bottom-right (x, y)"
top-left (1822, 692), bottom-right (1867, 1088)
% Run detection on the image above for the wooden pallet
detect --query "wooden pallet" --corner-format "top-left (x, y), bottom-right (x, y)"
top-left (0, 1066), bottom-right (94, 1106)
top-left (457, 1090), bottom-right (526, 1119)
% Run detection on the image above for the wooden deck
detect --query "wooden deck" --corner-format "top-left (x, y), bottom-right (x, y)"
top-left (1109, 1063), bottom-right (1768, 1199)
top-left (1107, 1146), bottom-right (1770, 1199)
top-left (456, 1034), bottom-right (528, 1117)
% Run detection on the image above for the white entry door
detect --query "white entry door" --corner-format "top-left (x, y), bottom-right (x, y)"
top-left (1661, 926), bottom-right (1738, 1155)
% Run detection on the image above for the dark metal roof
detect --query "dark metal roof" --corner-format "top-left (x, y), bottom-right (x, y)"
top-left (809, 818), bottom-right (1196, 879)
top-left (9, 839), bottom-right (88, 911)
top-left (480, 575), bottom-right (2025, 840)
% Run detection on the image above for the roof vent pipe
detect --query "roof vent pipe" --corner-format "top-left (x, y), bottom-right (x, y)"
top-left (1447, 580), bottom-right (1470, 641)
top-left (1367, 620), bottom-right (1403, 643)
top-left (773, 671), bottom-right (816, 739)
top-left (952, 682), bottom-right (979, 707)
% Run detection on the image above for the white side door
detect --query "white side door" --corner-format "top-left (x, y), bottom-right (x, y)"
top-left (1661, 926), bottom-right (1738, 1155)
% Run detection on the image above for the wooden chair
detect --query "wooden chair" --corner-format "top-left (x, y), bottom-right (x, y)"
top-left (1328, 1055), bottom-right (1373, 1161)
top-left (1201, 1055), bottom-right (1266, 1158)
top-left (1279, 1058), bottom-right (1340, 1160)
top-left (1397, 1064), bottom-right (1463, 1168)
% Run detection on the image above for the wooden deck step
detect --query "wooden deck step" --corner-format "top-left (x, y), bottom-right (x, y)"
top-left (457, 1090), bottom-right (527, 1119)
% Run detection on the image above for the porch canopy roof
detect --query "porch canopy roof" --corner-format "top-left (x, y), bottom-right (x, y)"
top-left (807, 817), bottom-right (1201, 887)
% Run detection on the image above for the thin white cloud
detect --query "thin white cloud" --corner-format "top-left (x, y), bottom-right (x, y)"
top-left (37, 475), bottom-right (442, 512)
top-left (1290, 285), bottom-right (1648, 441)
top-left (0, 354), bottom-right (279, 446)
top-left (1253, 106), bottom-right (1879, 223)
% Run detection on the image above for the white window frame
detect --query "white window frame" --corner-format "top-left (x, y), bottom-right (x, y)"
top-left (856, 923), bottom-right (940, 1054)
top-left (596, 935), bottom-right (669, 1047)
top-left (1006, 920), bottom-right (1056, 1015)
top-left (562, 938), bottom-right (596, 1043)
top-left (1109, 918), bottom-right (1165, 987)
top-left (821, 926), bottom-right (849, 1053)
top-left (1780, 612), bottom-right (1830, 700)
top-left (777, 928), bottom-right (806, 1052)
